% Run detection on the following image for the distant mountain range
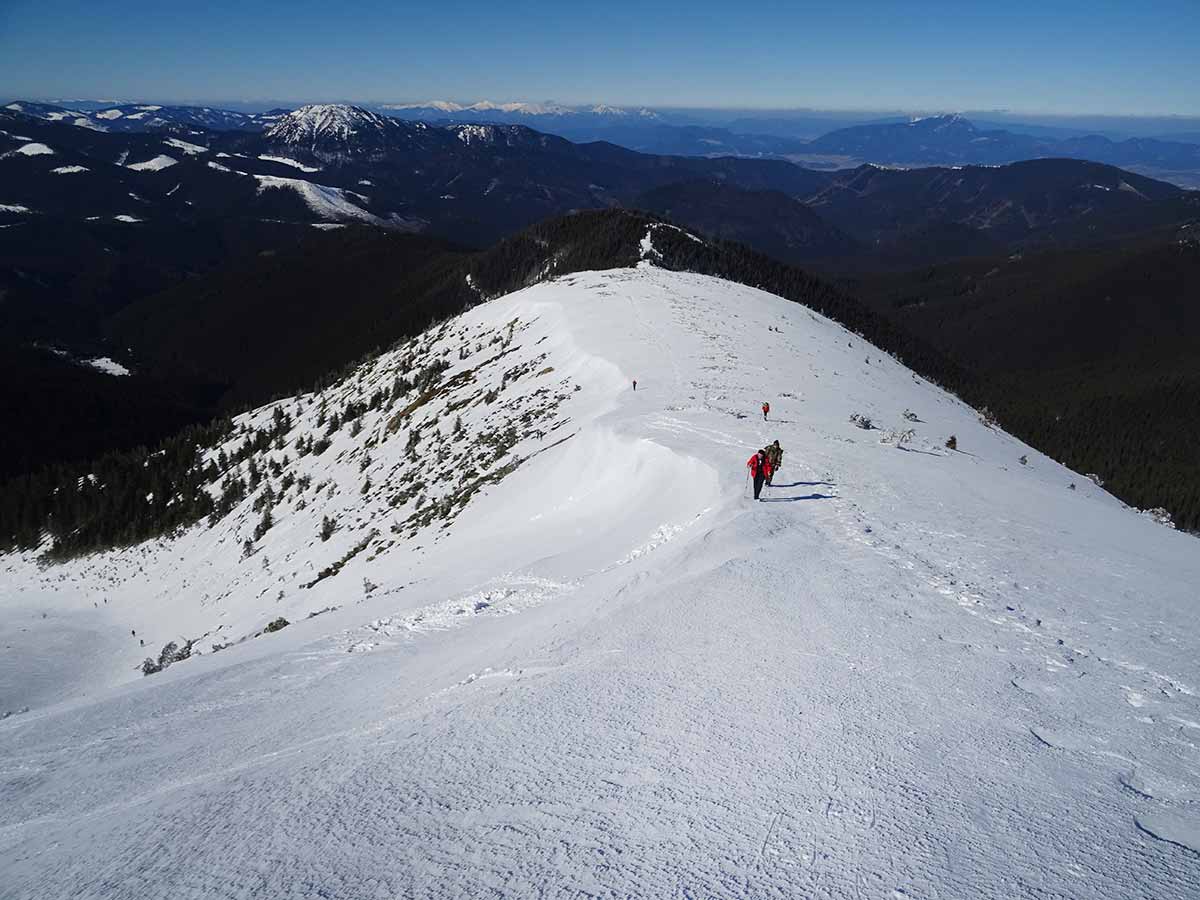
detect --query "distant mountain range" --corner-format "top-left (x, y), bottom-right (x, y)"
top-left (383, 99), bottom-right (663, 119)
top-left (798, 114), bottom-right (1200, 188)
top-left (9, 98), bottom-right (1200, 186)
top-left (4, 100), bottom-right (283, 133)
top-left (3, 102), bottom-right (1194, 300)
top-left (376, 105), bottom-right (1200, 188)
top-left (0, 102), bottom-right (833, 247)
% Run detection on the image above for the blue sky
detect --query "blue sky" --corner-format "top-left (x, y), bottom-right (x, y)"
top-left (1, 0), bottom-right (1197, 115)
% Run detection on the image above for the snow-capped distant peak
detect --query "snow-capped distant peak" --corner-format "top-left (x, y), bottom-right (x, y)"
top-left (468, 100), bottom-right (572, 115)
top-left (389, 100), bottom-right (465, 113)
top-left (265, 104), bottom-right (397, 146)
top-left (907, 113), bottom-right (971, 131)
top-left (384, 99), bottom-right (658, 119)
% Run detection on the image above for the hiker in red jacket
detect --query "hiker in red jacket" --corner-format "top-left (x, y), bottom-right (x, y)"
top-left (747, 449), bottom-right (773, 500)
top-left (762, 401), bottom-right (770, 421)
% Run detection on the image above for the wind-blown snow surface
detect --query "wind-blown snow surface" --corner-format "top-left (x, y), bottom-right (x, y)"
top-left (2, 267), bottom-right (1199, 898)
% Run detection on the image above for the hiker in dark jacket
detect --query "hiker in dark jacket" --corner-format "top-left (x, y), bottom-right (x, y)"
top-left (765, 440), bottom-right (783, 485)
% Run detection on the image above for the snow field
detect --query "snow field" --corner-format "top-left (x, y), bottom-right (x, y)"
top-left (85, 358), bottom-right (131, 377)
top-left (163, 138), bottom-right (208, 155)
top-left (1, 266), bottom-right (1198, 898)
top-left (253, 173), bottom-right (378, 223)
top-left (125, 154), bottom-right (177, 171)
top-left (10, 142), bottom-right (53, 156)
top-left (257, 154), bottom-right (321, 172)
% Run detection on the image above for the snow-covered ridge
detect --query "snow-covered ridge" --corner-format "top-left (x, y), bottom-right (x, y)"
top-left (2, 267), bottom-right (1197, 896)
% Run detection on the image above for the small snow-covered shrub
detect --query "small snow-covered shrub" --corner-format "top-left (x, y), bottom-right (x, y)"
top-left (849, 413), bottom-right (873, 430)
top-left (977, 407), bottom-right (999, 428)
top-left (903, 409), bottom-right (920, 422)
top-left (880, 428), bottom-right (915, 447)
top-left (945, 435), bottom-right (957, 450)
top-left (1019, 455), bottom-right (1028, 466)
top-left (1086, 472), bottom-right (1105, 488)
top-left (263, 617), bottom-right (289, 634)
top-left (141, 639), bottom-right (195, 676)
top-left (1141, 507), bottom-right (1176, 529)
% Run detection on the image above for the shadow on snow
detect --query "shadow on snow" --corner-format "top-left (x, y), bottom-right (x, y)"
top-left (760, 493), bottom-right (836, 502)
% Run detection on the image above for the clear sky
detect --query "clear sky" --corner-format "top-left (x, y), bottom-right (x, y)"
top-left (1, 0), bottom-right (1197, 115)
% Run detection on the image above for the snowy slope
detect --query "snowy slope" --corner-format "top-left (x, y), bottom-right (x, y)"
top-left (2, 263), bottom-right (1198, 898)
top-left (253, 173), bottom-right (379, 223)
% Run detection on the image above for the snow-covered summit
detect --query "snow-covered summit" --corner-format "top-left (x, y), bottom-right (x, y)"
top-left (1, 264), bottom-right (1197, 896)
top-left (264, 103), bottom-right (400, 145)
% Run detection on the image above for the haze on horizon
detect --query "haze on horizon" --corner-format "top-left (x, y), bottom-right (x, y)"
top-left (1, 0), bottom-right (1198, 118)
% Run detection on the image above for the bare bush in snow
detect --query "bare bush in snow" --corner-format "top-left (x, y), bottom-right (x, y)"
top-left (880, 428), bottom-right (916, 447)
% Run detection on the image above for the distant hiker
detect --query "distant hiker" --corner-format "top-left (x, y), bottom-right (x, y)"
top-left (766, 440), bottom-right (783, 484)
top-left (747, 449), bottom-right (773, 501)
top-left (632, 379), bottom-right (637, 391)
top-left (762, 401), bottom-right (770, 421)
